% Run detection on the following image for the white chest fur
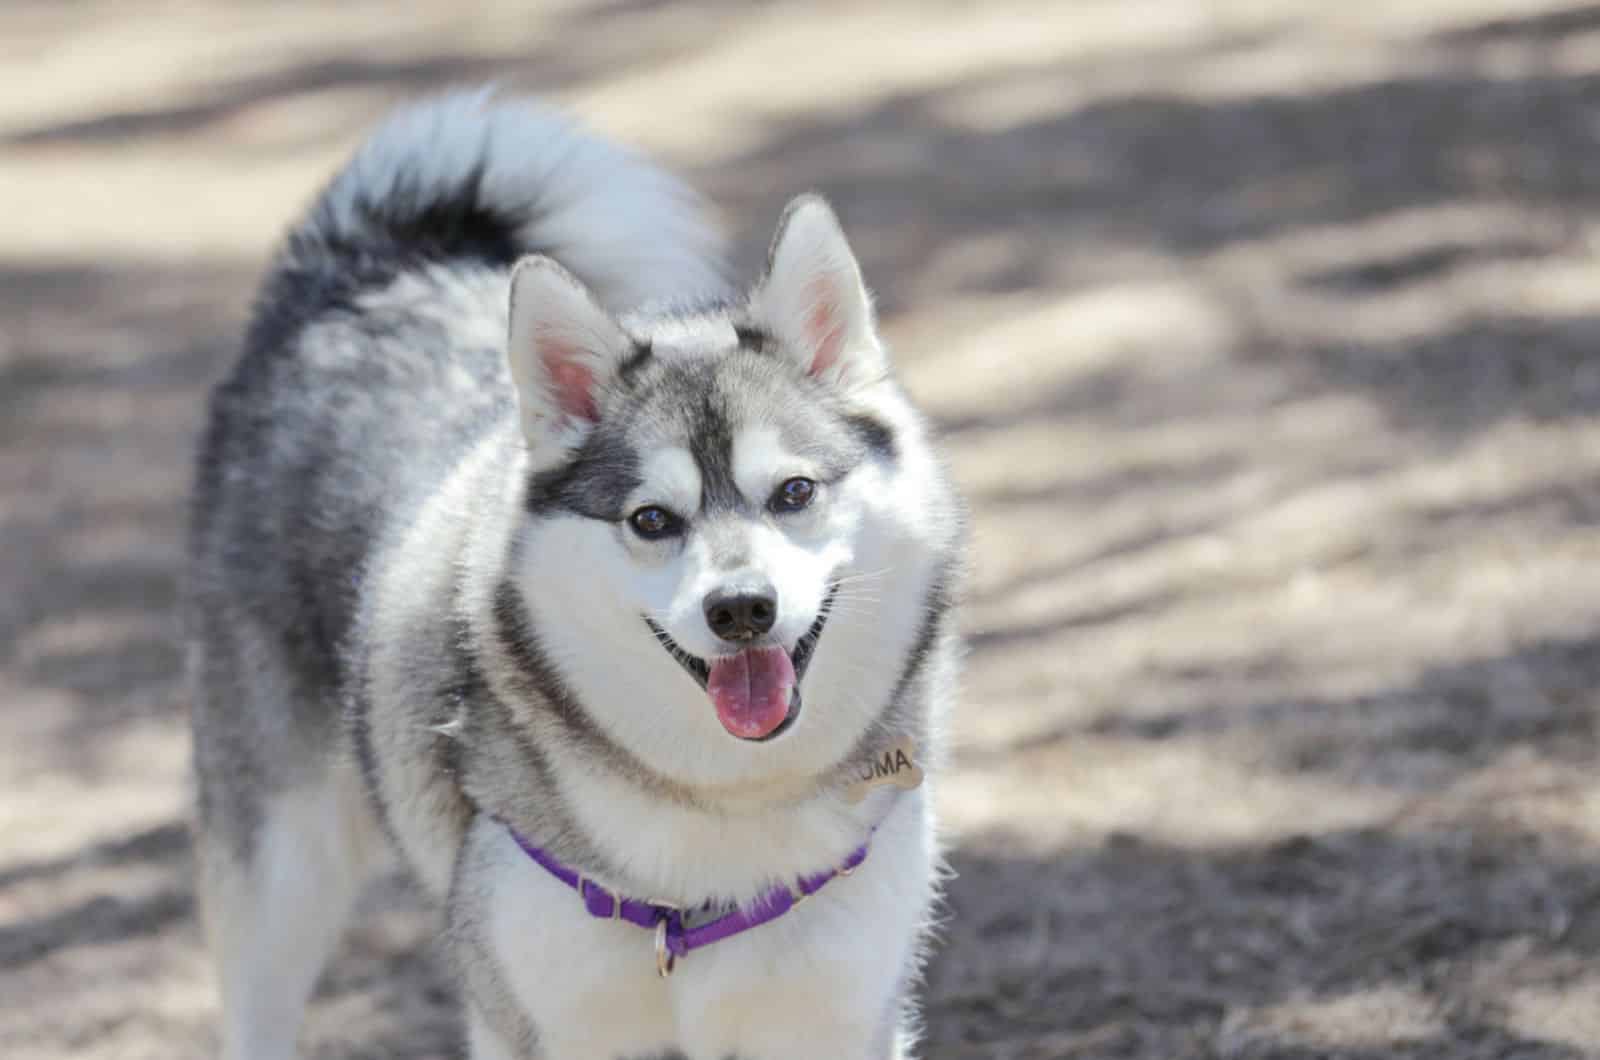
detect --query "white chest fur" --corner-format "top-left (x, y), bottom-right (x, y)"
top-left (463, 790), bottom-right (933, 1060)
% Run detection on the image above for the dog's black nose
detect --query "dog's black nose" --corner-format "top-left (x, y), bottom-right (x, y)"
top-left (703, 585), bottom-right (778, 642)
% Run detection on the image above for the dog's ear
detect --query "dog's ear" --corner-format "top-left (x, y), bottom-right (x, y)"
top-left (507, 256), bottom-right (634, 446)
top-left (752, 195), bottom-right (885, 390)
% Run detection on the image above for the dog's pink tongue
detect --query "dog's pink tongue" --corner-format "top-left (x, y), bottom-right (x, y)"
top-left (708, 646), bottom-right (795, 739)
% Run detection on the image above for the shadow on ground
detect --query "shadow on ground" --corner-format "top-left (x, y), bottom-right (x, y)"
top-left (933, 824), bottom-right (1600, 1060)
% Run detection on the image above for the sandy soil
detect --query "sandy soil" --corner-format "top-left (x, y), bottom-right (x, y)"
top-left (7, 2), bottom-right (1600, 1057)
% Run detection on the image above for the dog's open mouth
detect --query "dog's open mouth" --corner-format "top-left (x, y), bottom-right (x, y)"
top-left (645, 591), bottom-right (832, 742)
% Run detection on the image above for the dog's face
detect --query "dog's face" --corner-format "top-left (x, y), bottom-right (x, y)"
top-left (505, 197), bottom-right (955, 790)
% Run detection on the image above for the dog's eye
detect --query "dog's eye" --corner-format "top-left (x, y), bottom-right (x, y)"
top-left (629, 506), bottom-right (682, 539)
top-left (770, 477), bottom-right (816, 513)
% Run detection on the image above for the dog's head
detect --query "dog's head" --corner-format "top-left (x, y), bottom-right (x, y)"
top-left (504, 196), bottom-right (959, 791)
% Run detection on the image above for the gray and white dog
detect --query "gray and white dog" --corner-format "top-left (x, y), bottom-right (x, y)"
top-left (187, 91), bottom-right (964, 1060)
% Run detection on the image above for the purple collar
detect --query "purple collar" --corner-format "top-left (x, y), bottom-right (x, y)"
top-left (508, 827), bottom-right (870, 977)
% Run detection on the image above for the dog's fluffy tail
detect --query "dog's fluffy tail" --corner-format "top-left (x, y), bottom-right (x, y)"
top-left (293, 90), bottom-right (727, 309)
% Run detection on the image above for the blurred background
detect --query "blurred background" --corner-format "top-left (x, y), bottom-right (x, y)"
top-left (6, 1), bottom-right (1600, 1057)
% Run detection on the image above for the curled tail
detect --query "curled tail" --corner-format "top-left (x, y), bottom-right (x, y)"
top-left (287, 90), bottom-right (727, 310)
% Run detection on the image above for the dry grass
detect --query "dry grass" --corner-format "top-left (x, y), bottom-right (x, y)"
top-left (6, 2), bottom-right (1600, 1057)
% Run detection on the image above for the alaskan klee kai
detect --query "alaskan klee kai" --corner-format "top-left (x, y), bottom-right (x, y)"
top-left (188, 91), bottom-right (965, 1060)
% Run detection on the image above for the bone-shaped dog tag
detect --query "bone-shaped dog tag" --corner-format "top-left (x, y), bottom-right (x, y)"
top-left (845, 738), bottom-right (923, 803)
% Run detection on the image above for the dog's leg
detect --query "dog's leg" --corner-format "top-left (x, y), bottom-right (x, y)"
top-left (197, 766), bottom-right (379, 1060)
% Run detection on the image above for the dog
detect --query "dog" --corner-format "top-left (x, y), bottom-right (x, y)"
top-left (187, 90), bottom-right (965, 1060)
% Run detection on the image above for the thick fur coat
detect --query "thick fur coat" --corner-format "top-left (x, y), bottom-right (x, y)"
top-left (187, 91), bottom-right (964, 1060)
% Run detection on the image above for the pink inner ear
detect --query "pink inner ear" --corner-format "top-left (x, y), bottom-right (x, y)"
top-left (543, 341), bottom-right (599, 421)
top-left (803, 276), bottom-right (846, 377)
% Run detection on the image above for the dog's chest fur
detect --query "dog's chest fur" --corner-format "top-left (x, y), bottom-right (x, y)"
top-left (451, 794), bottom-right (930, 1059)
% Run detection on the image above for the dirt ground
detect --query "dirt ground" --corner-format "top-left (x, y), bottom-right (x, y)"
top-left (7, 1), bottom-right (1600, 1056)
